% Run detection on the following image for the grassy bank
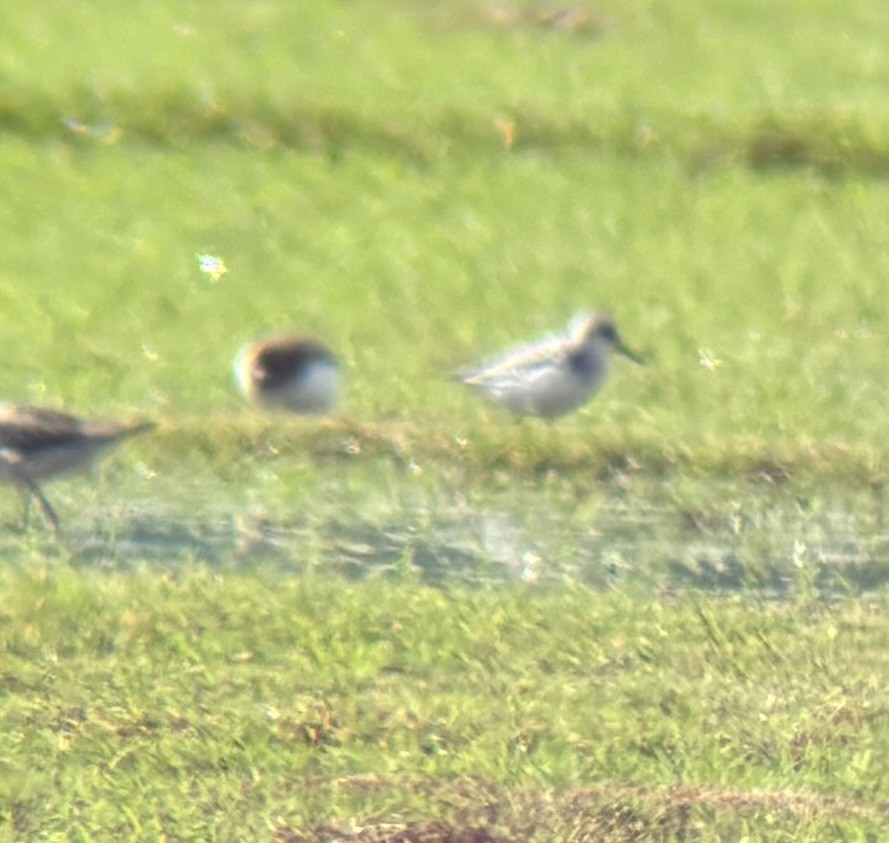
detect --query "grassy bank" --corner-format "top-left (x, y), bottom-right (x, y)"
top-left (1, 568), bottom-right (886, 839)
top-left (0, 1), bottom-right (888, 478)
top-left (3, 141), bottom-right (889, 481)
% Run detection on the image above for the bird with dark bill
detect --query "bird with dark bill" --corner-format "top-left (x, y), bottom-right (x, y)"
top-left (0, 403), bottom-right (154, 531)
top-left (458, 311), bottom-right (641, 420)
top-left (234, 334), bottom-right (340, 414)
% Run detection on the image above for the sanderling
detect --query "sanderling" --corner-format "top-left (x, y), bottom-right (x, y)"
top-left (458, 311), bottom-right (641, 419)
top-left (234, 334), bottom-right (339, 414)
top-left (0, 403), bottom-right (154, 531)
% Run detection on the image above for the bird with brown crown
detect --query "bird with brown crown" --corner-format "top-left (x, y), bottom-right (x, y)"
top-left (234, 334), bottom-right (340, 414)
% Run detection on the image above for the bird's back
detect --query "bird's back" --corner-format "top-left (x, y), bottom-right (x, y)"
top-left (0, 404), bottom-right (153, 481)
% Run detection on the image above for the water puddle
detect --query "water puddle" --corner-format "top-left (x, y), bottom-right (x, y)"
top-left (10, 471), bottom-right (884, 599)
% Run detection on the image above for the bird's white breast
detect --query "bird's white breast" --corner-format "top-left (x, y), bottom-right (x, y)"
top-left (265, 359), bottom-right (339, 414)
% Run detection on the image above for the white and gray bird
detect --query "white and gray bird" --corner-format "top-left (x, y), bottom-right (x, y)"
top-left (0, 403), bottom-right (154, 531)
top-left (234, 334), bottom-right (340, 415)
top-left (458, 311), bottom-right (641, 419)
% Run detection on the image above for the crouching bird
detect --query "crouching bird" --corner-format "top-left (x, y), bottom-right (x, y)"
top-left (233, 334), bottom-right (340, 415)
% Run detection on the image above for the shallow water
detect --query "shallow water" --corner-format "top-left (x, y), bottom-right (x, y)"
top-left (9, 464), bottom-right (887, 599)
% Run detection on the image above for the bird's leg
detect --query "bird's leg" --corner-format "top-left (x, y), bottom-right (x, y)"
top-left (12, 470), bottom-right (59, 533)
top-left (28, 481), bottom-right (60, 533)
top-left (20, 491), bottom-right (31, 531)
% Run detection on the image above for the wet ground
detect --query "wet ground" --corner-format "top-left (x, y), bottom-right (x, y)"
top-left (11, 463), bottom-right (887, 600)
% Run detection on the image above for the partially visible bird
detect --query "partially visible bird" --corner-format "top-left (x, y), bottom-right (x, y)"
top-left (234, 334), bottom-right (339, 415)
top-left (0, 403), bottom-right (154, 531)
top-left (458, 311), bottom-right (641, 419)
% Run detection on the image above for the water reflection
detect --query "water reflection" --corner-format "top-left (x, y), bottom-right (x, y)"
top-left (28, 476), bottom-right (889, 598)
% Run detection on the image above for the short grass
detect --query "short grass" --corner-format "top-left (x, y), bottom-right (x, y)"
top-left (1, 0), bottom-right (889, 479)
top-left (1, 0), bottom-right (888, 839)
top-left (1, 567), bottom-right (886, 840)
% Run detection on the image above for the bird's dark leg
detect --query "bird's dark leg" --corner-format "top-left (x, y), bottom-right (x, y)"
top-left (20, 491), bottom-right (31, 531)
top-left (27, 481), bottom-right (60, 533)
top-left (13, 471), bottom-right (59, 533)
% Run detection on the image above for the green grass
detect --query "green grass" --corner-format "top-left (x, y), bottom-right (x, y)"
top-left (4, 142), bottom-right (889, 478)
top-left (2, 1), bottom-right (889, 477)
top-left (1, 0), bottom-right (888, 838)
top-left (1, 567), bottom-right (886, 839)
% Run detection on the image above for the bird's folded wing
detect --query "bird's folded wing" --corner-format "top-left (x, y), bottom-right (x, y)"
top-left (461, 334), bottom-right (568, 384)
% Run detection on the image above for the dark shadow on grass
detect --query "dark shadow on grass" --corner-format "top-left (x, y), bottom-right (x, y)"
top-left (6, 86), bottom-right (889, 179)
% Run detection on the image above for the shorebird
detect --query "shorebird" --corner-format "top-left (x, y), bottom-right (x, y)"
top-left (0, 403), bottom-right (154, 531)
top-left (458, 311), bottom-right (641, 419)
top-left (234, 334), bottom-right (339, 414)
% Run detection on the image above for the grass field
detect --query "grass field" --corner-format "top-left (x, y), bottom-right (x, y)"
top-left (1, 568), bottom-right (886, 840)
top-left (1, 0), bottom-right (888, 839)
